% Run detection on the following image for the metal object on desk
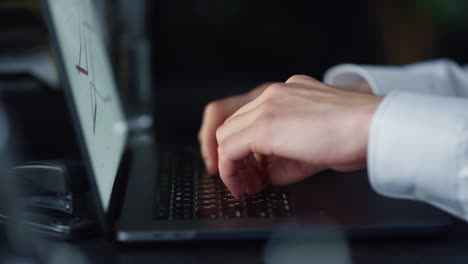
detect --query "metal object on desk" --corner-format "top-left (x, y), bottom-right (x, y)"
top-left (9, 160), bottom-right (90, 213)
top-left (0, 160), bottom-right (98, 240)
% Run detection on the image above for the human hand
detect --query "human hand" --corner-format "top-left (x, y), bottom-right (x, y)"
top-left (199, 82), bottom-right (273, 175)
top-left (199, 78), bottom-right (372, 175)
top-left (214, 75), bottom-right (383, 196)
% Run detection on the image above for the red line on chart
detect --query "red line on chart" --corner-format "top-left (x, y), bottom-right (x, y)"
top-left (75, 16), bottom-right (112, 134)
top-left (76, 65), bottom-right (89, 75)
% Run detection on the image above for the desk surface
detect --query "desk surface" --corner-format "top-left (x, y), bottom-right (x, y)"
top-left (2, 218), bottom-right (468, 264)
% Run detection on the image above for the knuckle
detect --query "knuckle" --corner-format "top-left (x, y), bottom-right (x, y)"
top-left (263, 83), bottom-right (283, 98)
top-left (286, 74), bottom-right (306, 83)
top-left (286, 74), bottom-right (318, 84)
top-left (215, 126), bottom-right (223, 142)
top-left (204, 100), bottom-right (223, 117)
top-left (258, 100), bottom-right (275, 116)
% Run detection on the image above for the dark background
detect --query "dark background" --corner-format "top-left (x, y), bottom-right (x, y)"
top-left (2, 0), bottom-right (468, 159)
top-left (148, 0), bottom-right (468, 140)
top-left (150, 0), bottom-right (379, 140)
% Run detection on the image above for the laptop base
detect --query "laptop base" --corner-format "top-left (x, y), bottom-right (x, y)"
top-left (115, 142), bottom-right (451, 242)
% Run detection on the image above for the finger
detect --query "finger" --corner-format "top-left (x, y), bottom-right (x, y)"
top-left (244, 165), bottom-right (263, 195)
top-left (199, 83), bottom-right (274, 177)
top-left (254, 153), bottom-right (270, 187)
top-left (246, 153), bottom-right (266, 194)
top-left (199, 101), bottom-right (228, 175)
top-left (237, 155), bottom-right (264, 195)
top-left (218, 121), bottom-right (271, 196)
top-left (199, 95), bottom-right (252, 175)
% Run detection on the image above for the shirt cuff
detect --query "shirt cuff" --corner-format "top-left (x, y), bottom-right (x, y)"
top-left (323, 63), bottom-right (378, 93)
top-left (368, 90), bottom-right (468, 220)
top-left (323, 60), bottom-right (462, 96)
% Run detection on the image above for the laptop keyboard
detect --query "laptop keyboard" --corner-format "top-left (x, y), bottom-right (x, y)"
top-left (153, 149), bottom-right (293, 220)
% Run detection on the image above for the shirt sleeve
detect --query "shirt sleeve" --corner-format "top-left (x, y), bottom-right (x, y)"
top-left (323, 59), bottom-right (468, 98)
top-left (322, 60), bottom-right (468, 221)
top-left (368, 91), bottom-right (468, 221)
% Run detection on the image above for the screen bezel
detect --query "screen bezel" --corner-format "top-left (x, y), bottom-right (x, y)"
top-left (40, 0), bottom-right (128, 233)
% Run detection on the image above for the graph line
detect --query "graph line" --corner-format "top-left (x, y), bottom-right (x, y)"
top-left (75, 65), bottom-right (88, 75)
top-left (75, 16), bottom-right (111, 134)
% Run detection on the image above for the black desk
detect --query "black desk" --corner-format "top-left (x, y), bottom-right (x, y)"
top-left (2, 218), bottom-right (468, 264)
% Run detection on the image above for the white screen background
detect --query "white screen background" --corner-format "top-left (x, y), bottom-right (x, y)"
top-left (48, 0), bottom-right (127, 210)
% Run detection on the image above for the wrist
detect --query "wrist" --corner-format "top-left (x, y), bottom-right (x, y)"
top-left (360, 95), bottom-right (383, 158)
top-left (329, 93), bottom-right (383, 172)
top-left (346, 81), bottom-right (372, 94)
top-left (345, 94), bottom-right (383, 164)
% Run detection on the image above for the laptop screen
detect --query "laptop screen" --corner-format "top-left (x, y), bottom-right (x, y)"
top-left (46, 0), bottom-right (127, 211)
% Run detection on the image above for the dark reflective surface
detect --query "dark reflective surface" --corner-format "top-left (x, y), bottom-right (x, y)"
top-left (2, 220), bottom-right (468, 264)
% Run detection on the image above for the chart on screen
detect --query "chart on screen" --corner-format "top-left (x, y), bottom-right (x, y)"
top-left (49, 0), bottom-right (127, 209)
top-left (74, 10), bottom-right (112, 134)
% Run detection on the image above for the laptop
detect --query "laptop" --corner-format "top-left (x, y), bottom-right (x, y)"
top-left (41, 0), bottom-right (451, 242)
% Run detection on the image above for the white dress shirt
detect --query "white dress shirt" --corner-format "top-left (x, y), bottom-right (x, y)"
top-left (323, 59), bottom-right (468, 221)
